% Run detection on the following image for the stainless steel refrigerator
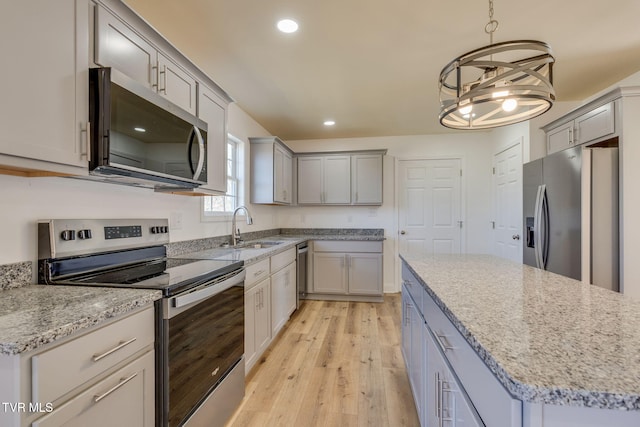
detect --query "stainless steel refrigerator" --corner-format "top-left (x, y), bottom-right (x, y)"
top-left (523, 145), bottom-right (619, 289)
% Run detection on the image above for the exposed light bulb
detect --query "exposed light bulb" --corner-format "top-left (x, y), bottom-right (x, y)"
top-left (323, 120), bottom-right (336, 126)
top-left (502, 98), bottom-right (518, 112)
top-left (458, 105), bottom-right (473, 115)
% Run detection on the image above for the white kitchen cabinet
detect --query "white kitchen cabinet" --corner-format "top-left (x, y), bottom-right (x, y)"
top-left (244, 258), bottom-right (272, 373)
top-left (249, 137), bottom-right (294, 205)
top-left (297, 155), bottom-right (351, 204)
top-left (198, 84), bottom-right (228, 194)
top-left (351, 153), bottom-right (383, 205)
top-left (95, 5), bottom-right (197, 115)
top-left (271, 261), bottom-right (296, 337)
top-left (545, 101), bottom-right (615, 155)
top-left (0, 306), bottom-right (156, 427)
top-left (0, 0), bottom-right (90, 176)
top-left (310, 240), bottom-right (383, 301)
top-left (32, 350), bottom-right (154, 427)
top-left (245, 276), bottom-right (271, 372)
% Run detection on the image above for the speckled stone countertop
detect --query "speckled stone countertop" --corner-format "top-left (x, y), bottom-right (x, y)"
top-left (0, 285), bottom-right (161, 356)
top-left (400, 253), bottom-right (640, 410)
top-left (177, 232), bottom-right (385, 264)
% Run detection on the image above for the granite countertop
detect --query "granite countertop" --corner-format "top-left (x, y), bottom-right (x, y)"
top-left (400, 253), bottom-right (640, 410)
top-left (0, 285), bottom-right (161, 356)
top-left (177, 232), bottom-right (385, 264)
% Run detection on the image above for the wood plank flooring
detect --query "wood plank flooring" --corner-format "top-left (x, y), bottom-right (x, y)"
top-left (227, 294), bottom-right (419, 427)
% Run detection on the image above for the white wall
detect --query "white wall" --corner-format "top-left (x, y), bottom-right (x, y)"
top-left (284, 132), bottom-right (494, 292)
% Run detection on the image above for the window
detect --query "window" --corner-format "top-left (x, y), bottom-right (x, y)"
top-left (203, 135), bottom-right (243, 218)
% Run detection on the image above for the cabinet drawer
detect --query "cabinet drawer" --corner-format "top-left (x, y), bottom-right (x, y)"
top-left (32, 307), bottom-right (154, 404)
top-left (271, 247), bottom-right (296, 273)
top-left (32, 350), bottom-right (154, 427)
top-left (245, 258), bottom-right (270, 288)
top-left (313, 240), bottom-right (382, 253)
top-left (423, 293), bottom-right (521, 427)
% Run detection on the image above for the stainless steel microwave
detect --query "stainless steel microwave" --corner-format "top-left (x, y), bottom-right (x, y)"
top-left (88, 67), bottom-right (207, 189)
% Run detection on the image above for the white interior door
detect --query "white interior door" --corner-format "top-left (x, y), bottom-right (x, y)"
top-left (493, 143), bottom-right (523, 262)
top-left (398, 159), bottom-right (462, 256)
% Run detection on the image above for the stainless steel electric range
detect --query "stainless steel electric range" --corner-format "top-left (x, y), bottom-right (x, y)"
top-left (38, 219), bottom-right (245, 427)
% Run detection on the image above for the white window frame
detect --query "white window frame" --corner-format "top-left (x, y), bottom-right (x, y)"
top-left (201, 134), bottom-right (245, 222)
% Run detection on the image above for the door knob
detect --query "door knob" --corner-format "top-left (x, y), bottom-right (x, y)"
top-left (512, 234), bottom-right (521, 240)
top-left (400, 230), bottom-right (406, 235)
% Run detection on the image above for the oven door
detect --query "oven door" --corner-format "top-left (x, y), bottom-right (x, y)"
top-left (160, 269), bottom-right (245, 427)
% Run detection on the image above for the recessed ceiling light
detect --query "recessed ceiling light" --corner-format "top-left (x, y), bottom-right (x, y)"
top-left (277, 19), bottom-right (299, 33)
top-left (323, 120), bottom-right (336, 126)
top-left (134, 127), bottom-right (146, 132)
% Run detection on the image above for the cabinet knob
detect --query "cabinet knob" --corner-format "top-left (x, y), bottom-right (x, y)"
top-left (400, 230), bottom-right (406, 235)
top-left (512, 234), bottom-right (521, 240)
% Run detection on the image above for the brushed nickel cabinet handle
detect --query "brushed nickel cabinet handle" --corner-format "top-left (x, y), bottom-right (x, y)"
top-left (94, 373), bottom-right (137, 403)
top-left (92, 338), bottom-right (137, 362)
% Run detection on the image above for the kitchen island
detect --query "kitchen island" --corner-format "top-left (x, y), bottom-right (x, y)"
top-left (400, 253), bottom-right (640, 427)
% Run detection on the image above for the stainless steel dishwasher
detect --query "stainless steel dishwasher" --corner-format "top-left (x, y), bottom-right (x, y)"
top-left (296, 242), bottom-right (308, 308)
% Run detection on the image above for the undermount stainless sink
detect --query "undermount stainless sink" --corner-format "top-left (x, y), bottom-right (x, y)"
top-left (234, 241), bottom-right (283, 249)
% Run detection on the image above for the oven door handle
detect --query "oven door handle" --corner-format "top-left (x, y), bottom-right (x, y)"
top-left (172, 269), bottom-right (245, 309)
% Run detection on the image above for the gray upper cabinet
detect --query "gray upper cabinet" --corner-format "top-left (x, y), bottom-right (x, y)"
top-left (249, 137), bottom-right (293, 205)
top-left (545, 101), bottom-right (615, 155)
top-left (352, 153), bottom-right (383, 205)
top-left (0, 0), bottom-right (90, 176)
top-left (198, 85), bottom-right (227, 194)
top-left (95, 4), bottom-right (197, 115)
top-left (297, 151), bottom-right (385, 206)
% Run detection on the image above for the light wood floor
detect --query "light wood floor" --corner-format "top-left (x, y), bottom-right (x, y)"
top-left (226, 294), bottom-right (419, 427)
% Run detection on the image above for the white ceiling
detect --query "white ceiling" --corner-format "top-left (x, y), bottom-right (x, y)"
top-left (124, 0), bottom-right (640, 140)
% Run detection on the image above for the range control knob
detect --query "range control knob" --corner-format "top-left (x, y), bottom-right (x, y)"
top-left (161, 226), bottom-right (169, 233)
top-left (78, 229), bottom-right (92, 240)
top-left (150, 226), bottom-right (160, 234)
top-left (60, 230), bottom-right (76, 241)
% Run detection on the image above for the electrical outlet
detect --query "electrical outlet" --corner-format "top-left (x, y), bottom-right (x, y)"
top-left (170, 212), bottom-right (183, 230)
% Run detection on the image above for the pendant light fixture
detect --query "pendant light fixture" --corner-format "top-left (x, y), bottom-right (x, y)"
top-left (438, 0), bottom-right (555, 129)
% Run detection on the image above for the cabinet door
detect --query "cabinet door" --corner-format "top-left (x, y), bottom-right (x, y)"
top-left (324, 156), bottom-right (351, 204)
top-left (157, 53), bottom-right (197, 115)
top-left (312, 253), bottom-right (348, 294)
top-left (409, 303), bottom-right (425, 426)
top-left (198, 85), bottom-right (227, 193)
top-left (426, 328), bottom-right (484, 427)
top-left (546, 121), bottom-right (574, 155)
top-left (352, 154), bottom-right (383, 205)
top-left (297, 156), bottom-right (323, 204)
top-left (347, 253), bottom-right (383, 295)
top-left (274, 144), bottom-right (292, 204)
top-left (95, 5), bottom-right (157, 89)
top-left (244, 285), bottom-right (258, 369)
top-left (271, 263), bottom-right (294, 336)
top-left (576, 102), bottom-right (615, 145)
top-left (255, 280), bottom-right (272, 356)
top-left (0, 0), bottom-right (89, 171)
top-left (32, 350), bottom-right (155, 427)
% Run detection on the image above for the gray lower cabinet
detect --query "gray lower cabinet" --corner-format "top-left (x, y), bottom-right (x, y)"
top-left (0, 306), bottom-right (155, 427)
top-left (310, 240), bottom-right (383, 301)
top-left (401, 260), bottom-right (521, 427)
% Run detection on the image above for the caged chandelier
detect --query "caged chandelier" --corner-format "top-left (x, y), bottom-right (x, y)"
top-left (438, 0), bottom-right (555, 129)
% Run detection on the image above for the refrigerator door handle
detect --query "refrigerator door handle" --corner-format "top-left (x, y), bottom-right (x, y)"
top-left (533, 184), bottom-right (545, 270)
top-left (541, 185), bottom-right (550, 269)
